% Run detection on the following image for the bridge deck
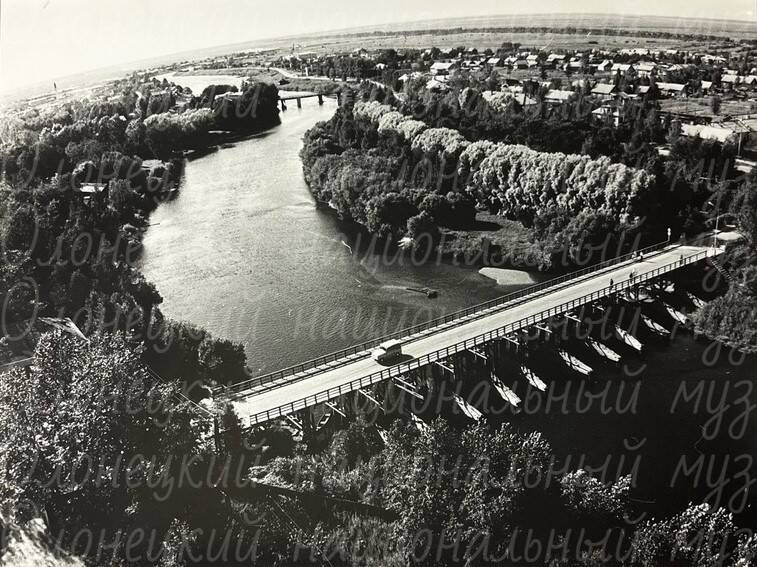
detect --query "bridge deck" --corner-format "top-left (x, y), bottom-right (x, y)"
top-left (230, 244), bottom-right (720, 426)
top-left (278, 91), bottom-right (323, 100)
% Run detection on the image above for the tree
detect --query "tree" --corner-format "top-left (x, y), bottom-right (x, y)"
top-left (0, 331), bottom-right (210, 561)
top-left (711, 95), bottom-right (722, 115)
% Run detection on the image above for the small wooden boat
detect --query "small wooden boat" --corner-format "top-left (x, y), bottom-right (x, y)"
top-left (615, 325), bottom-right (643, 352)
top-left (642, 314), bottom-right (670, 337)
top-left (454, 394), bottom-right (483, 421)
top-left (490, 372), bottom-right (521, 408)
top-left (559, 350), bottom-right (593, 376)
top-left (520, 366), bottom-right (547, 391)
top-left (587, 338), bottom-right (622, 363)
top-left (664, 304), bottom-right (688, 325)
top-left (687, 292), bottom-right (706, 310)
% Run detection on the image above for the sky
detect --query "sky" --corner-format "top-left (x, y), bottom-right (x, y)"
top-left (1, 0), bottom-right (755, 93)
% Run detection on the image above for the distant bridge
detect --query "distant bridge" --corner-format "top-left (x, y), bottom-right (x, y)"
top-left (278, 91), bottom-right (336, 110)
top-left (217, 239), bottom-right (726, 428)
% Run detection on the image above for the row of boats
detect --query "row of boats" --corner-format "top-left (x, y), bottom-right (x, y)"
top-left (444, 291), bottom-right (704, 423)
top-left (292, 288), bottom-right (705, 434)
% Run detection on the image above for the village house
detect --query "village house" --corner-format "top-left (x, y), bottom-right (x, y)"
top-left (591, 82), bottom-right (617, 99)
top-left (564, 60), bottom-right (584, 72)
top-left (594, 59), bottom-right (612, 73)
top-left (546, 53), bottom-right (567, 68)
top-left (656, 82), bottom-right (687, 97)
top-left (74, 183), bottom-right (107, 207)
top-left (592, 104), bottom-right (621, 126)
top-left (636, 62), bottom-right (657, 78)
top-left (425, 78), bottom-right (449, 91)
top-left (611, 63), bottom-right (633, 74)
top-left (430, 61), bottom-right (458, 76)
top-left (544, 89), bottom-right (577, 104)
top-left (721, 74), bottom-right (740, 88)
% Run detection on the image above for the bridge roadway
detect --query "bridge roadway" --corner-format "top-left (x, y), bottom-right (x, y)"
top-left (230, 243), bottom-right (721, 427)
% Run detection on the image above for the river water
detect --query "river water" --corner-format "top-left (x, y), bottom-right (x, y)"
top-left (141, 97), bottom-right (513, 375)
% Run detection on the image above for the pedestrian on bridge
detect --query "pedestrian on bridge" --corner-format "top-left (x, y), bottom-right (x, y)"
top-left (609, 278), bottom-right (614, 289)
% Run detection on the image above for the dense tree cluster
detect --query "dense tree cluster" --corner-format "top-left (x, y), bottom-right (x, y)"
top-left (214, 416), bottom-right (757, 567)
top-left (303, 91), bottom-right (666, 268)
top-left (692, 175), bottom-right (757, 352)
top-left (0, 331), bottom-right (211, 562)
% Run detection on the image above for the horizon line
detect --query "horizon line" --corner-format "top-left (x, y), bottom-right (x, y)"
top-left (2, 11), bottom-right (754, 98)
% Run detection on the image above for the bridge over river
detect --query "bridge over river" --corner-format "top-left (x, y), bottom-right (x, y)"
top-left (217, 240), bottom-right (726, 428)
top-left (278, 90), bottom-right (335, 109)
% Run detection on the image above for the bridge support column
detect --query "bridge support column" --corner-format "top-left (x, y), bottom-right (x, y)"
top-left (296, 97), bottom-right (302, 109)
top-left (318, 94), bottom-right (323, 105)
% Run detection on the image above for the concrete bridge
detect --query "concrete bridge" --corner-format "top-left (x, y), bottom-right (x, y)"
top-left (218, 240), bottom-right (725, 429)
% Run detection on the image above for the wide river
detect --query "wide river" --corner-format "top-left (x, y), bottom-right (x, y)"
top-left (141, 87), bottom-right (757, 520)
top-left (141, 97), bottom-right (517, 375)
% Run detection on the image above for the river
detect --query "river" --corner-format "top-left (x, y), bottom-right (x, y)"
top-left (140, 96), bottom-right (517, 375)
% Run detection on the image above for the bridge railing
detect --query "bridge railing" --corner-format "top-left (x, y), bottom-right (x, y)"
top-left (243, 248), bottom-right (711, 427)
top-left (219, 239), bottom-right (672, 397)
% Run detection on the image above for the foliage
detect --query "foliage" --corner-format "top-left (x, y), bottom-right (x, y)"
top-left (0, 331), bottom-right (210, 561)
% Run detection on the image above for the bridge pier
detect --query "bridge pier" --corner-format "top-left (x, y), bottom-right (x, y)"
top-left (296, 97), bottom-right (302, 109)
top-left (318, 94), bottom-right (323, 105)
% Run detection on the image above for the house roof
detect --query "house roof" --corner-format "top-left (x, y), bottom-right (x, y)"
top-left (657, 82), bottom-right (686, 92)
top-left (545, 89), bottom-right (576, 102)
top-left (592, 83), bottom-right (616, 95)
top-left (430, 61), bottom-right (456, 71)
top-left (592, 106), bottom-right (620, 118)
top-left (75, 183), bottom-right (107, 194)
top-left (721, 74), bottom-right (740, 83)
top-left (426, 78), bottom-right (449, 90)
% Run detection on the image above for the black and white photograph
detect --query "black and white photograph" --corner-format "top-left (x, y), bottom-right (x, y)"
top-left (0, 1), bottom-right (756, 565)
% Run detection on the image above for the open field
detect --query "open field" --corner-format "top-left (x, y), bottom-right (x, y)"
top-left (299, 31), bottom-right (702, 56)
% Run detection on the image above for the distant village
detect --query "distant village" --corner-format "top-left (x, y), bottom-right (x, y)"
top-left (258, 42), bottom-right (757, 170)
